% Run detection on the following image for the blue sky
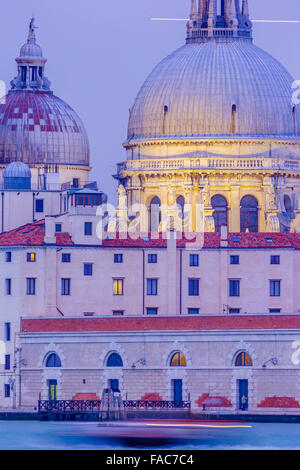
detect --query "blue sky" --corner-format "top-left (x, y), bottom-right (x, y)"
top-left (1, 0), bottom-right (300, 201)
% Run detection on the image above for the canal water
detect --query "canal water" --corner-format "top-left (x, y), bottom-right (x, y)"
top-left (0, 421), bottom-right (299, 450)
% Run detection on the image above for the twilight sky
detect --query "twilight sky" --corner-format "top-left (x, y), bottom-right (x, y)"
top-left (1, 0), bottom-right (300, 201)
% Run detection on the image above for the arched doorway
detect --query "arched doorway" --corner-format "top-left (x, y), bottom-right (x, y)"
top-left (45, 353), bottom-right (62, 401)
top-left (234, 351), bottom-right (253, 410)
top-left (211, 195), bottom-right (228, 232)
top-left (240, 195), bottom-right (258, 232)
top-left (169, 352), bottom-right (187, 404)
top-left (106, 353), bottom-right (123, 391)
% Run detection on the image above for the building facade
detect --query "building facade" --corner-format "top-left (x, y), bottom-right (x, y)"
top-left (116, 0), bottom-right (300, 234)
top-left (1, 1), bottom-right (300, 413)
top-left (18, 316), bottom-right (300, 412)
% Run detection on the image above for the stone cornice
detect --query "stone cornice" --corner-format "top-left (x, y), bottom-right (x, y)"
top-left (123, 136), bottom-right (300, 148)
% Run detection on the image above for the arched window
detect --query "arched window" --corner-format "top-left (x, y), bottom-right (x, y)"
top-left (149, 196), bottom-right (161, 232)
top-left (211, 195), bottom-right (228, 232)
top-left (107, 353), bottom-right (123, 367)
top-left (46, 353), bottom-right (61, 368)
top-left (240, 196), bottom-right (258, 232)
top-left (235, 352), bottom-right (253, 367)
top-left (284, 195), bottom-right (293, 218)
top-left (170, 352), bottom-right (187, 367)
top-left (176, 196), bottom-right (185, 220)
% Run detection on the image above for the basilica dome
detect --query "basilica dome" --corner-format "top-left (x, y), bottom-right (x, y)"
top-left (0, 18), bottom-right (90, 167)
top-left (128, 12), bottom-right (298, 142)
top-left (0, 91), bottom-right (90, 165)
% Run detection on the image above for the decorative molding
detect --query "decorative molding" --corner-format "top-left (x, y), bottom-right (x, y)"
top-left (99, 342), bottom-right (129, 368)
top-left (37, 342), bottom-right (65, 368)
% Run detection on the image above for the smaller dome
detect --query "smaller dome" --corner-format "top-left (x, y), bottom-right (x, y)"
top-left (4, 161), bottom-right (32, 178)
top-left (20, 42), bottom-right (43, 58)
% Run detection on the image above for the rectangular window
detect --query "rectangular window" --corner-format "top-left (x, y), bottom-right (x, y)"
top-left (148, 254), bottom-right (157, 264)
top-left (269, 308), bottom-right (281, 313)
top-left (5, 279), bottom-right (11, 296)
top-left (113, 310), bottom-right (124, 316)
top-left (229, 279), bottom-right (240, 297)
top-left (5, 354), bottom-right (10, 370)
top-left (4, 384), bottom-right (10, 398)
top-left (5, 252), bottom-right (12, 263)
top-left (5, 323), bottom-right (11, 342)
top-left (188, 308), bottom-right (199, 315)
top-left (230, 255), bottom-right (240, 265)
top-left (271, 255), bottom-right (280, 265)
top-left (147, 278), bottom-right (158, 296)
top-left (229, 308), bottom-right (241, 314)
top-left (189, 254), bottom-right (199, 267)
top-left (147, 308), bottom-right (158, 315)
top-left (27, 252), bottom-right (36, 262)
top-left (189, 279), bottom-right (199, 296)
top-left (61, 278), bottom-right (71, 296)
top-left (26, 278), bottom-right (36, 295)
top-left (72, 178), bottom-right (79, 188)
top-left (84, 222), bottom-right (92, 236)
top-left (62, 253), bottom-right (71, 263)
top-left (113, 279), bottom-right (124, 296)
top-left (35, 199), bottom-right (44, 213)
top-left (114, 254), bottom-right (123, 263)
top-left (84, 263), bottom-right (93, 276)
top-left (270, 280), bottom-right (281, 297)
top-left (55, 224), bottom-right (62, 233)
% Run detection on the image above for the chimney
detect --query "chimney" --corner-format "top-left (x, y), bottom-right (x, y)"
top-left (44, 216), bottom-right (56, 244)
top-left (220, 225), bottom-right (228, 247)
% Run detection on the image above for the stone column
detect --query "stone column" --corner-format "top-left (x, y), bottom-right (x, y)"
top-left (230, 185), bottom-right (241, 232)
top-left (263, 181), bottom-right (280, 232)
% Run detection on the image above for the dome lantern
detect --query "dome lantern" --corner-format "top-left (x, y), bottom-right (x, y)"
top-left (187, 0), bottom-right (252, 44)
top-left (10, 17), bottom-right (51, 91)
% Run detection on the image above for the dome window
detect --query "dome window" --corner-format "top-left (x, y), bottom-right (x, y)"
top-left (149, 197), bottom-right (161, 232)
top-left (211, 195), bottom-right (228, 232)
top-left (231, 104), bottom-right (237, 134)
top-left (240, 196), bottom-right (258, 233)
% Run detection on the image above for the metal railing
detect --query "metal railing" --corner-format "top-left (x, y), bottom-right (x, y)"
top-left (38, 399), bottom-right (102, 414)
top-left (38, 399), bottom-right (191, 415)
top-left (123, 400), bottom-right (191, 409)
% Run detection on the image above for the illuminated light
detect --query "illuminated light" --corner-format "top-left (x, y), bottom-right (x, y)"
top-left (146, 423), bottom-right (252, 429)
top-left (113, 279), bottom-right (124, 295)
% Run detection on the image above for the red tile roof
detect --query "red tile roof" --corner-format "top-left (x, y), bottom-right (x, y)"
top-left (102, 232), bottom-right (298, 249)
top-left (0, 220), bottom-right (73, 246)
top-left (227, 232), bottom-right (293, 248)
top-left (1, 220), bottom-right (300, 249)
top-left (21, 315), bottom-right (300, 333)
